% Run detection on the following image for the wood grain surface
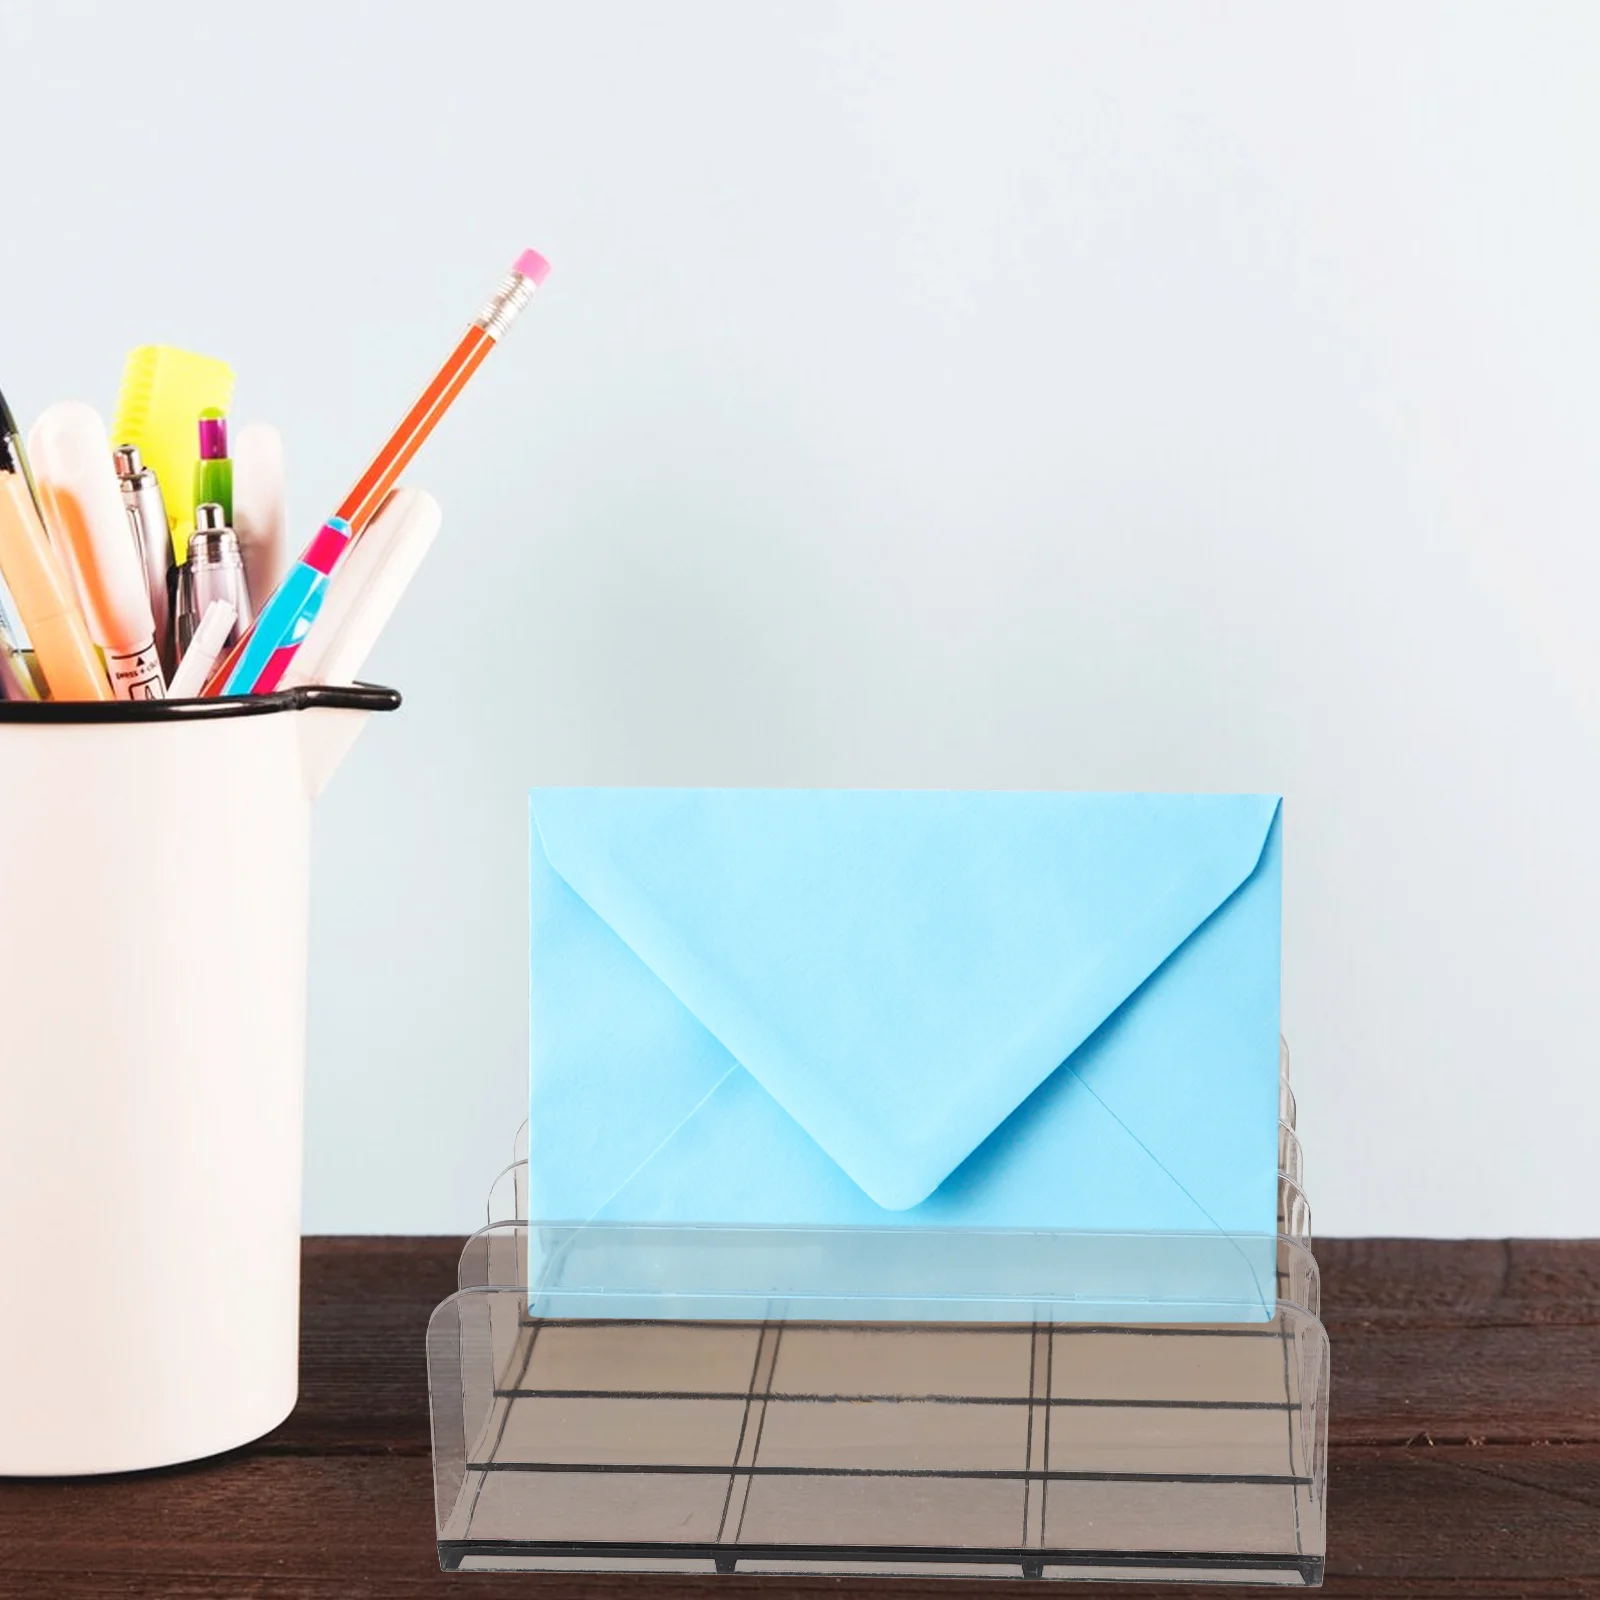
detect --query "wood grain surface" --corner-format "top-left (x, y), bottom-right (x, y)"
top-left (1, 1238), bottom-right (1596, 1598)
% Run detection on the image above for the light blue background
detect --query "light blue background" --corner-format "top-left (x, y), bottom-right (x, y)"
top-left (3, 2), bottom-right (1597, 1234)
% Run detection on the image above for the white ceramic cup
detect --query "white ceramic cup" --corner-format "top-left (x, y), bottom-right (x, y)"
top-left (0, 685), bottom-right (397, 1475)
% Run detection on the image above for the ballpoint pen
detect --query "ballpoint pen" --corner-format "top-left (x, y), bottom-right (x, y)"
top-left (113, 444), bottom-right (177, 677)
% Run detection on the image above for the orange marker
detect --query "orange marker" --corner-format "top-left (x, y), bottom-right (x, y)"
top-left (0, 389), bottom-right (111, 702)
top-left (204, 249), bottom-right (550, 694)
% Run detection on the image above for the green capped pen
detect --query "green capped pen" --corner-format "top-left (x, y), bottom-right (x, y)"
top-left (193, 408), bottom-right (232, 523)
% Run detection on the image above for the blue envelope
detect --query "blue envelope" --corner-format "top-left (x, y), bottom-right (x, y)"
top-left (529, 790), bottom-right (1284, 1321)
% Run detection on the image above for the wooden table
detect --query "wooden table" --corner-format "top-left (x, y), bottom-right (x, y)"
top-left (1, 1238), bottom-right (1596, 1598)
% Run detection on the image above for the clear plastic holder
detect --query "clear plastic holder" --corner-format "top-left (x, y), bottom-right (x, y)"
top-left (459, 1221), bottom-right (1315, 1307)
top-left (467, 1181), bottom-right (1309, 1324)
top-left (430, 1042), bottom-right (1327, 1583)
top-left (482, 1168), bottom-right (1310, 1312)
top-left (486, 1159), bottom-right (527, 1227)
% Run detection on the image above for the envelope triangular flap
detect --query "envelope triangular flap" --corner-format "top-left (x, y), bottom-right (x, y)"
top-left (531, 790), bottom-right (1280, 1211)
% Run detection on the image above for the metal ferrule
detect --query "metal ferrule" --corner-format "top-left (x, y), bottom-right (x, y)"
top-left (473, 270), bottom-right (538, 340)
top-left (178, 505), bottom-right (253, 654)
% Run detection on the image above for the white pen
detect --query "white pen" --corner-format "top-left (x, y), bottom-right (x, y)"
top-left (280, 485), bottom-right (440, 689)
top-left (167, 599), bottom-right (238, 697)
top-left (29, 402), bottom-right (165, 699)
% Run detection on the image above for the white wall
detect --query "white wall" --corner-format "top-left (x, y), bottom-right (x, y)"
top-left (3, 0), bottom-right (1596, 1236)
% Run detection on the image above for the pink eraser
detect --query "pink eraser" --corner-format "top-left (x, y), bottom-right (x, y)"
top-left (513, 248), bottom-right (551, 285)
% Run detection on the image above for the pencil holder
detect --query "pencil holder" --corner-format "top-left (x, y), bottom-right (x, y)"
top-left (0, 684), bottom-right (398, 1476)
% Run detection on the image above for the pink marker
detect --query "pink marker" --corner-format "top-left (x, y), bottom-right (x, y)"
top-left (221, 517), bottom-right (350, 694)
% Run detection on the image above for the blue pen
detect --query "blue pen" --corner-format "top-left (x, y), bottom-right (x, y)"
top-left (221, 516), bottom-right (350, 694)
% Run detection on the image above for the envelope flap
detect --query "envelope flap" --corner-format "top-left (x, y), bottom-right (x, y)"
top-left (531, 790), bottom-right (1280, 1211)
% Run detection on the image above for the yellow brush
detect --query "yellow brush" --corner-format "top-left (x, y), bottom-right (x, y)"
top-left (111, 346), bottom-right (235, 563)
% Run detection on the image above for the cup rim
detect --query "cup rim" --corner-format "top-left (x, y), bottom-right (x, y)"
top-left (0, 683), bottom-right (401, 724)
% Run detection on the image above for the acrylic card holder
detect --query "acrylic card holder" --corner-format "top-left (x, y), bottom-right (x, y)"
top-left (427, 1045), bottom-right (1329, 1584)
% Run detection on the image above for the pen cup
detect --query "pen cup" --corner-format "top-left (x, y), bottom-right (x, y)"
top-left (0, 684), bottom-right (399, 1475)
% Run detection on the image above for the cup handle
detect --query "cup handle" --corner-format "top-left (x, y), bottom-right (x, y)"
top-left (289, 684), bottom-right (402, 799)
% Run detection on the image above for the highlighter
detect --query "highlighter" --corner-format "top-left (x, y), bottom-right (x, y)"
top-left (30, 403), bottom-right (166, 699)
top-left (111, 346), bottom-right (235, 563)
top-left (0, 389), bottom-right (110, 701)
